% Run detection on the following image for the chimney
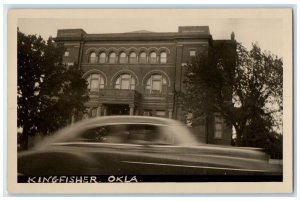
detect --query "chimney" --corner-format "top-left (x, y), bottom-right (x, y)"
top-left (231, 32), bottom-right (235, 41)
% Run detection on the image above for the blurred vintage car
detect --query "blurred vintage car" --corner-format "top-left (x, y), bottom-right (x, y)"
top-left (18, 116), bottom-right (282, 177)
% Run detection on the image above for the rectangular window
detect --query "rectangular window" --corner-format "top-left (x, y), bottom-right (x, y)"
top-left (152, 80), bottom-right (161, 91)
top-left (189, 50), bottom-right (196, 57)
top-left (90, 80), bottom-right (99, 91)
top-left (156, 110), bottom-right (166, 117)
top-left (67, 62), bottom-right (74, 67)
top-left (64, 51), bottom-right (70, 57)
top-left (92, 108), bottom-right (97, 117)
top-left (214, 115), bottom-right (223, 139)
top-left (121, 79), bottom-right (130, 89)
top-left (89, 108), bottom-right (97, 118)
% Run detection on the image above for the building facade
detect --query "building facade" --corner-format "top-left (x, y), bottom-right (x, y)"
top-left (55, 26), bottom-right (234, 145)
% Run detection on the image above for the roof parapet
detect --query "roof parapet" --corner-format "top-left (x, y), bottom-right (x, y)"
top-left (56, 29), bottom-right (86, 40)
top-left (178, 26), bottom-right (210, 34)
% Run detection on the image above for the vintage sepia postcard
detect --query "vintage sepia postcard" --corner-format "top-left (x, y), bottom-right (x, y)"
top-left (7, 8), bottom-right (293, 194)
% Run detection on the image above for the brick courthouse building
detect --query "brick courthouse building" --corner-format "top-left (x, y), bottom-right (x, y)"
top-left (55, 26), bottom-right (235, 145)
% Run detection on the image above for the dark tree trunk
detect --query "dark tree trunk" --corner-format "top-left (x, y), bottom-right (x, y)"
top-left (234, 126), bottom-right (243, 147)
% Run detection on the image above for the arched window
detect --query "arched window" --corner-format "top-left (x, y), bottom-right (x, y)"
top-left (149, 52), bottom-right (157, 64)
top-left (108, 52), bottom-right (116, 64)
top-left (145, 74), bottom-right (168, 95)
top-left (119, 52), bottom-right (126, 64)
top-left (160, 52), bottom-right (167, 64)
top-left (89, 52), bottom-right (97, 64)
top-left (139, 52), bottom-right (147, 63)
top-left (114, 74), bottom-right (136, 90)
top-left (86, 73), bottom-right (105, 92)
top-left (129, 52), bottom-right (137, 63)
top-left (99, 52), bottom-right (106, 64)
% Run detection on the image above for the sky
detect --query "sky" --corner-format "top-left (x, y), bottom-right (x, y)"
top-left (17, 9), bottom-right (286, 59)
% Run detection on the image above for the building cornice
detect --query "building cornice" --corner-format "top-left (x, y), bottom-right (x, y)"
top-left (55, 32), bottom-right (213, 43)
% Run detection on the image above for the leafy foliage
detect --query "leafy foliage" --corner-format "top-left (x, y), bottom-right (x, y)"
top-left (17, 30), bottom-right (88, 150)
top-left (183, 42), bottom-right (283, 154)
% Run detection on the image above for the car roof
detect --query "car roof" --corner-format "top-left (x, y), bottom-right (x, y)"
top-left (81, 115), bottom-right (185, 126)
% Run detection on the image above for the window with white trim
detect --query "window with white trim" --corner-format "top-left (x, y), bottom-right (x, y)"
top-left (156, 110), bottom-right (166, 117)
top-left (86, 73), bottom-right (105, 92)
top-left (214, 114), bottom-right (223, 139)
top-left (114, 73), bottom-right (136, 90)
top-left (129, 52), bottom-right (137, 64)
top-left (149, 52), bottom-right (157, 64)
top-left (119, 52), bottom-right (126, 64)
top-left (99, 52), bottom-right (106, 64)
top-left (108, 52), bottom-right (116, 64)
top-left (89, 52), bottom-right (97, 64)
top-left (64, 51), bottom-right (70, 57)
top-left (189, 50), bottom-right (196, 57)
top-left (145, 74), bottom-right (168, 95)
top-left (66, 62), bottom-right (74, 67)
top-left (160, 52), bottom-right (167, 64)
top-left (139, 52), bottom-right (147, 63)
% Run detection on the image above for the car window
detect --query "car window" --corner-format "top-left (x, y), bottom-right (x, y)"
top-left (126, 124), bottom-right (175, 145)
top-left (77, 125), bottom-right (129, 143)
top-left (70, 124), bottom-right (175, 145)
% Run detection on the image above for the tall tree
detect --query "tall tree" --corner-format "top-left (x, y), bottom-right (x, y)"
top-left (183, 42), bottom-right (283, 150)
top-left (17, 30), bottom-right (88, 150)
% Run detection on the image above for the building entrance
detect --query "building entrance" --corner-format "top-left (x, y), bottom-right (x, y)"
top-left (106, 104), bottom-right (130, 115)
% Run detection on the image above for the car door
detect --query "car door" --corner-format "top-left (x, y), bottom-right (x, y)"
top-left (117, 123), bottom-right (194, 175)
top-left (54, 123), bottom-right (147, 175)
top-left (118, 124), bottom-right (231, 175)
